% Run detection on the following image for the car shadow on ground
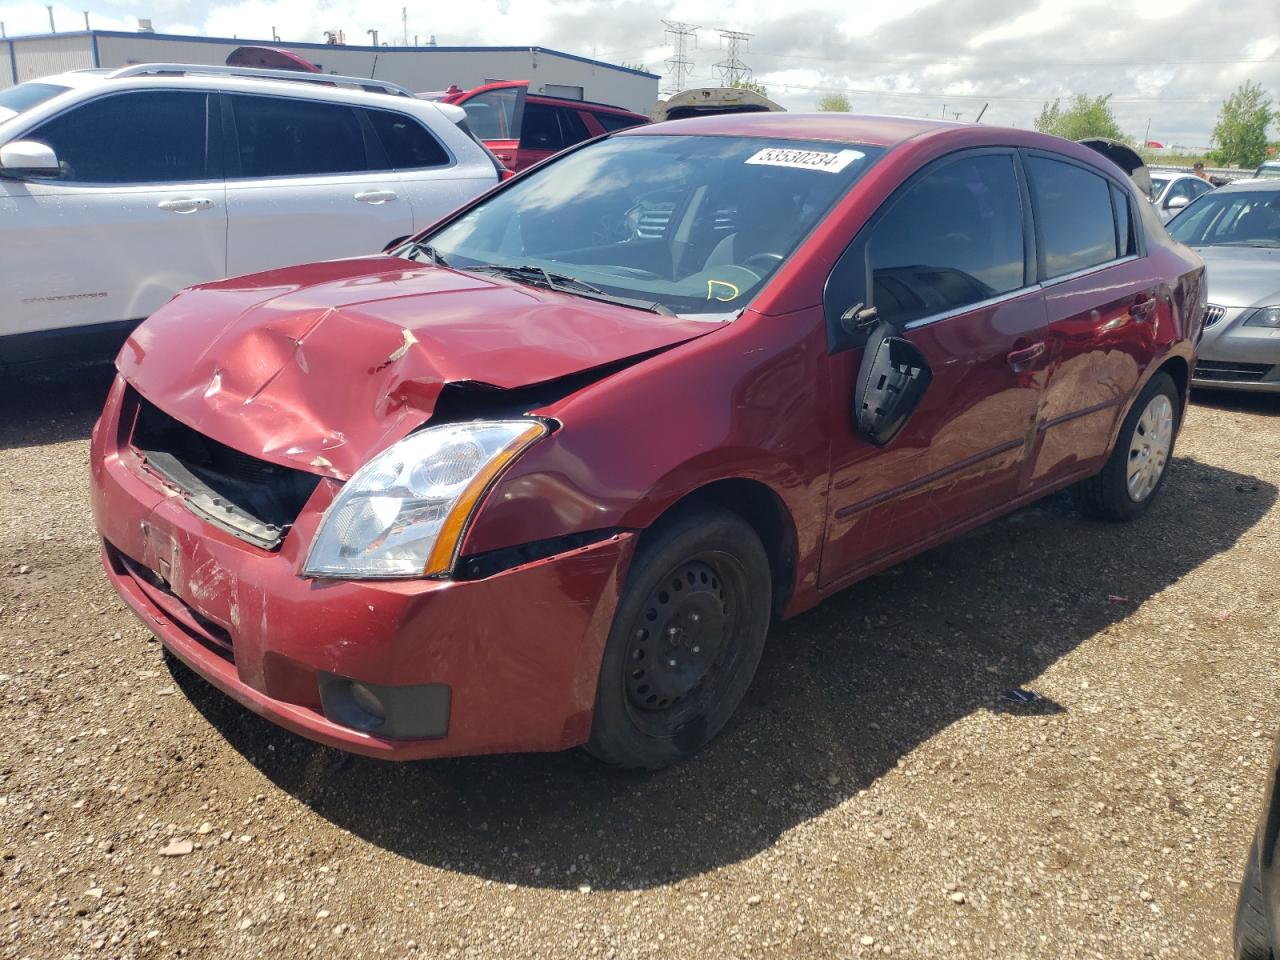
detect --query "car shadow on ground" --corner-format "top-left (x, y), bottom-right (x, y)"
top-left (169, 452), bottom-right (1277, 891)
top-left (0, 361), bottom-right (116, 449)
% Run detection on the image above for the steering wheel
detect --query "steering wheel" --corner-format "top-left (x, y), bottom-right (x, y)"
top-left (743, 252), bottom-right (784, 272)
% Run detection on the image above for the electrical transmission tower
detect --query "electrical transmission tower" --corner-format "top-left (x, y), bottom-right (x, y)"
top-left (661, 20), bottom-right (698, 95)
top-left (714, 28), bottom-right (753, 87)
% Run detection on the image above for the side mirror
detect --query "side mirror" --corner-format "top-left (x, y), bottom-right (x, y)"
top-left (852, 319), bottom-right (933, 447)
top-left (1166, 194), bottom-right (1190, 211)
top-left (0, 140), bottom-right (60, 177)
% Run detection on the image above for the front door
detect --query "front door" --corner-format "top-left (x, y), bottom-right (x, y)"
top-left (221, 93), bottom-right (414, 276)
top-left (821, 150), bottom-right (1049, 586)
top-left (454, 82), bottom-right (528, 170)
top-left (0, 89), bottom-right (226, 343)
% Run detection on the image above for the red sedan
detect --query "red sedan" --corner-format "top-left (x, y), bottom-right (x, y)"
top-left (91, 114), bottom-right (1203, 769)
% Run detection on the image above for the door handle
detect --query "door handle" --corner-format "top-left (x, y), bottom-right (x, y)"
top-left (1006, 341), bottom-right (1046, 368)
top-left (354, 189), bottom-right (398, 204)
top-left (1131, 296), bottom-right (1158, 322)
top-left (157, 197), bottom-right (213, 214)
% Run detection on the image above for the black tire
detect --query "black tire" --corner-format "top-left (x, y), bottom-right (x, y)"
top-left (1075, 371), bottom-right (1181, 521)
top-left (1236, 840), bottom-right (1274, 960)
top-left (586, 506), bottom-right (772, 770)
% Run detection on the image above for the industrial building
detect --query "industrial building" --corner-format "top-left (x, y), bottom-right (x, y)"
top-left (0, 30), bottom-right (660, 113)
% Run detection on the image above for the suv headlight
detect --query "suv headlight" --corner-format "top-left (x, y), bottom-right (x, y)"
top-left (1243, 305), bottom-right (1280, 328)
top-left (304, 420), bottom-right (547, 579)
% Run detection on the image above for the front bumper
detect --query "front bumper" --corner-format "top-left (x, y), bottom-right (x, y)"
top-left (1192, 306), bottom-right (1280, 393)
top-left (91, 377), bottom-right (635, 760)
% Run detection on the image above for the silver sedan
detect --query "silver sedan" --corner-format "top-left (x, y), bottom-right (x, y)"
top-left (1167, 179), bottom-right (1280, 393)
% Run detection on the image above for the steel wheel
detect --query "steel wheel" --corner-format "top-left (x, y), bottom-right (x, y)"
top-left (1126, 393), bottom-right (1174, 502)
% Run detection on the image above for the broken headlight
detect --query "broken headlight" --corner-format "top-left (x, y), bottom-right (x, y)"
top-left (303, 420), bottom-right (547, 579)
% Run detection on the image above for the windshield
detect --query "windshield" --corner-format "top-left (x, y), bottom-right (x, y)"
top-left (0, 82), bottom-right (69, 122)
top-left (417, 134), bottom-right (883, 316)
top-left (1149, 177), bottom-right (1169, 199)
top-left (1255, 164), bottom-right (1280, 179)
top-left (1167, 190), bottom-right (1280, 247)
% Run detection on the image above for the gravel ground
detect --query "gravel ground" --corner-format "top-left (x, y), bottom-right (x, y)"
top-left (1, 364), bottom-right (1278, 960)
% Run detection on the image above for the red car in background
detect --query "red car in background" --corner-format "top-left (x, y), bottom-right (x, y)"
top-left (91, 114), bottom-right (1202, 770)
top-left (424, 80), bottom-right (647, 171)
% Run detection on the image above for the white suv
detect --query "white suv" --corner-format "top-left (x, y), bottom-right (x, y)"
top-left (0, 65), bottom-right (502, 363)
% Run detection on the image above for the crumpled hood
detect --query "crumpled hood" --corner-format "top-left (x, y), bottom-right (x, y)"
top-left (119, 257), bottom-right (719, 479)
top-left (1194, 245), bottom-right (1280, 308)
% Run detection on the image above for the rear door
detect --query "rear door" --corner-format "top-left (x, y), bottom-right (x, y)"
top-left (452, 82), bottom-right (527, 170)
top-left (221, 93), bottom-right (413, 276)
top-left (1023, 152), bottom-right (1156, 490)
top-left (821, 150), bottom-right (1048, 584)
top-left (0, 89), bottom-right (225, 341)
top-left (361, 105), bottom-right (496, 232)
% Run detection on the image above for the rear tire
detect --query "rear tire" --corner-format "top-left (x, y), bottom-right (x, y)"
top-left (1075, 371), bottom-right (1180, 521)
top-left (1236, 840), bottom-right (1274, 960)
top-left (587, 506), bottom-right (771, 770)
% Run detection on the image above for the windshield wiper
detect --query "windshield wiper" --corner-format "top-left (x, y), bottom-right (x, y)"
top-left (468, 263), bottom-right (604, 294)
top-left (466, 264), bottom-right (675, 316)
top-left (403, 241), bottom-right (450, 267)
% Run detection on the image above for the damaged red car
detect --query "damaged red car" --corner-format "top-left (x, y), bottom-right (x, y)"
top-left (91, 114), bottom-right (1203, 769)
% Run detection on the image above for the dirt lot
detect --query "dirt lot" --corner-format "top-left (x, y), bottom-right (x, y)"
top-left (1, 364), bottom-right (1278, 960)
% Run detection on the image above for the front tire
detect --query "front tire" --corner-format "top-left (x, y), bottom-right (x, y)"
top-left (587, 506), bottom-right (772, 770)
top-left (1075, 371), bottom-right (1180, 521)
top-left (1236, 840), bottom-right (1274, 960)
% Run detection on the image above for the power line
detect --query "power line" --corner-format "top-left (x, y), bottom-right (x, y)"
top-left (714, 28), bottom-right (753, 86)
top-left (661, 20), bottom-right (698, 95)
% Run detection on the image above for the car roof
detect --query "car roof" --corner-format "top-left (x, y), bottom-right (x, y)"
top-left (626, 111), bottom-right (969, 147)
top-left (1214, 177), bottom-right (1280, 192)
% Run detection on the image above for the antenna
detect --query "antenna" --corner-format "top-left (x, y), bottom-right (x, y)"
top-left (661, 20), bottom-right (698, 96)
top-left (714, 28), bottom-right (753, 87)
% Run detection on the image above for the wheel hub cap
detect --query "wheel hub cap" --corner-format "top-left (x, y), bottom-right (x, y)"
top-left (1127, 393), bottom-right (1174, 502)
top-left (625, 561), bottom-right (727, 711)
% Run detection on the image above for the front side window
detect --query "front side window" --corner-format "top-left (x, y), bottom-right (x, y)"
top-left (365, 109), bottom-right (449, 169)
top-left (520, 103), bottom-right (564, 152)
top-left (229, 95), bottom-right (366, 178)
top-left (1028, 156), bottom-right (1118, 278)
top-left (461, 89), bottom-right (521, 141)
top-left (420, 134), bottom-right (883, 316)
top-left (24, 90), bottom-right (208, 183)
top-left (861, 153), bottom-right (1026, 326)
top-left (1167, 191), bottom-right (1280, 248)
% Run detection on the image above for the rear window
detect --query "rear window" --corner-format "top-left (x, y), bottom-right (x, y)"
top-left (0, 82), bottom-right (69, 119)
top-left (365, 109), bottom-right (449, 169)
top-left (229, 95), bottom-right (367, 178)
top-left (1028, 156), bottom-right (1119, 278)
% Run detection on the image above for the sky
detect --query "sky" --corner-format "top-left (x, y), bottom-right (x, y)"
top-left (2, 0), bottom-right (1278, 147)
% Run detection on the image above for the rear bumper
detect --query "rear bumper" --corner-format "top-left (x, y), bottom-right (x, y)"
top-left (91, 377), bottom-right (635, 760)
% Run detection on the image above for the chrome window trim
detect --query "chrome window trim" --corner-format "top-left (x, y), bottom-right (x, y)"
top-left (902, 283), bottom-right (1044, 330)
top-left (1040, 254), bottom-right (1140, 289)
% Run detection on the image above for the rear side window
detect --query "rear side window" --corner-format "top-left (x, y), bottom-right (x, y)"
top-left (1029, 156), bottom-right (1119, 278)
top-left (864, 153), bottom-right (1026, 325)
top-left (557, 108), bottom-right (591, 146)
top-left (365, 109), bottom-right (449, 169)
top-left (595, 113), bottom-right (646, 132)
top-left (521, 103), bottom-right (563, 151)
top-left (229, 95), bottom-right (366, 178)
top-left (1111, 184), bottom-right (1136, 257)
top-left (25, 90), bottom-right (209, 183)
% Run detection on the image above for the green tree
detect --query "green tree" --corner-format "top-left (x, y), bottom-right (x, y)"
top-left (1210, 81), bottom-right (1276, 168)
top-left (818, 92), bottom-right (851, 112)
top-left (1034, 94), bottom-right (1126, 141)
top-left (729, 77), bottom-right (768, 97)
